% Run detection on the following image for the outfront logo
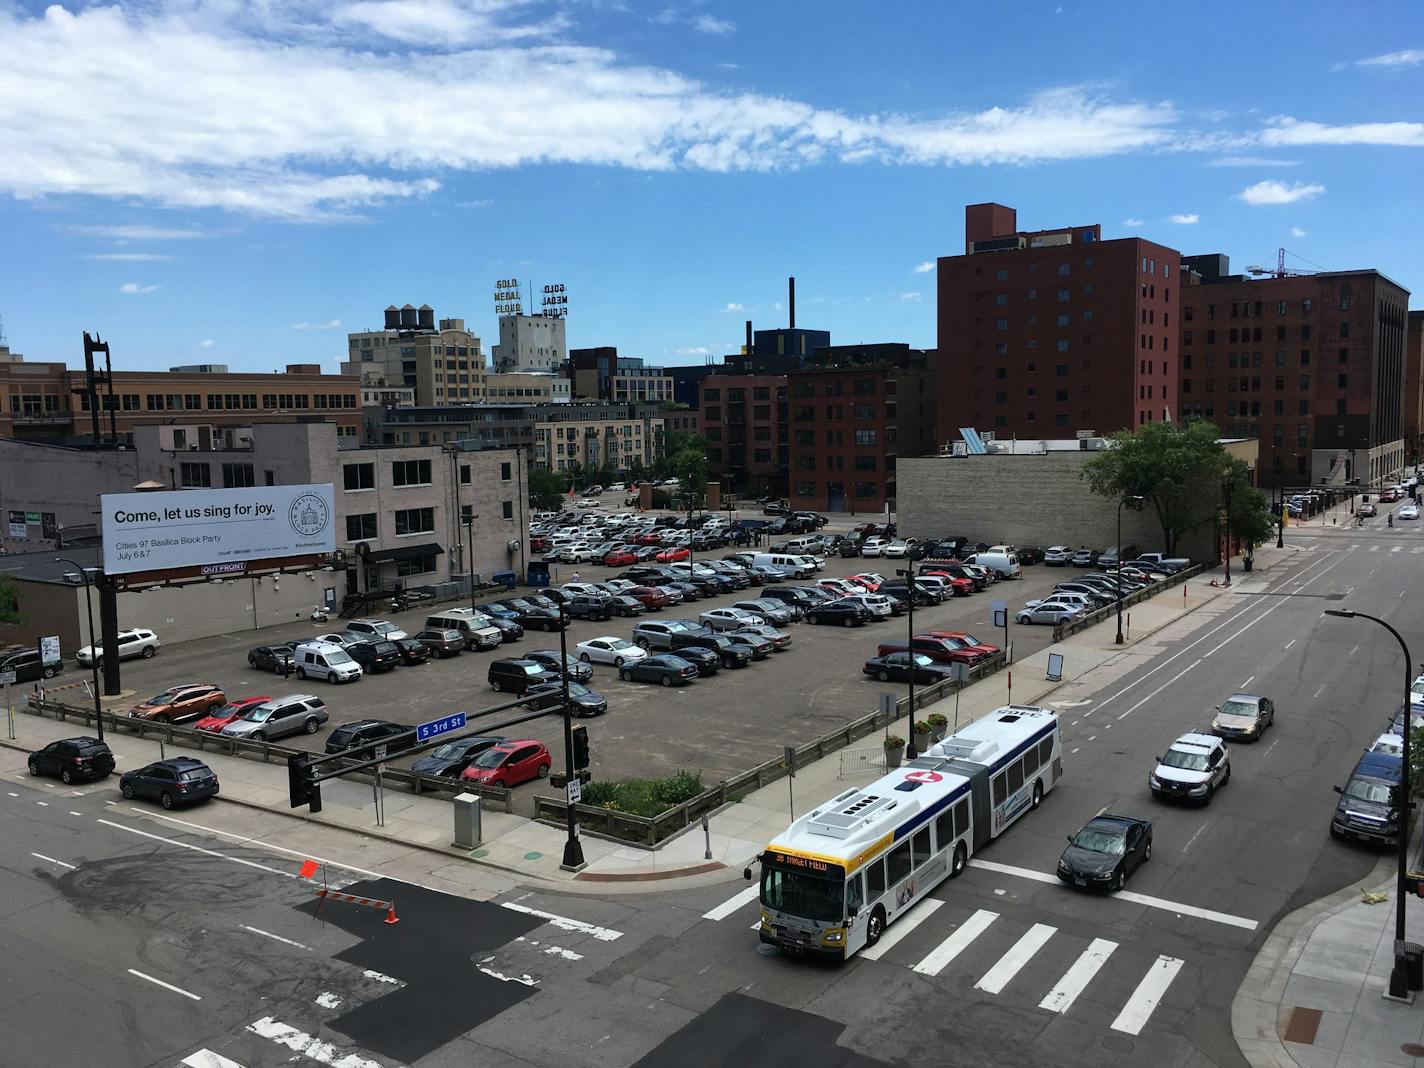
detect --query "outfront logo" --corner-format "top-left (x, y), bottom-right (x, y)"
top-left (288, 493), bottom-right (330, 538)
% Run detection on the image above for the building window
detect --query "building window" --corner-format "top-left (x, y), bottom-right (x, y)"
top-left (1056, 389), bottom-right (1069, 402)
top-left (1056, 340), bottom-right (1069, 352)
top-left (221, 462), bottom-right (255, 488)
top-left (179, 462), bottom-right (210, 488)
top-left (459, 464), bottom-right (471, 485)
top-left (795, 481), bottom-right (817, 497)
top-left (996, 269), bottom-right (1008, 281)
top-left (395, 553), bottom-right (437, 578)
top-left (1056, 364), bottom-right (1069, 377)
top-left (346, 513), bottom-right (378, 540)
top-left (995, 319), bottom-right (1008, 331)
top-left (1055, 414), bottom-right (1068, 427)
top-left (794, 455), bottom-right (816, 470)
top-left (1339, 321), bottom-right (1350, 339)
top-left (854, 429), bottom-right (878, 446)
top-left (1057, 289), bottom-right (1070, 301)
top-left (854, 455), bottom-right (876, 471)
top-left (1337, 373), bottom-right (1348, 389)
top-left (1298, 424), bottom-right (1310, 447)
top-left (394, 507), bottom-right (435, 536)
top-left (343, 463), bottom-right (375, 491)
top-left (502, 500), bottom-right (514, 520)
top-left (391, 459), bottom-right (432, 486)
top-left (854, 481), bottom-right (878, 498)
top-left (795, 430), bottom-right (816, 445)
top-left (500, 462), bottom-right (512, 481)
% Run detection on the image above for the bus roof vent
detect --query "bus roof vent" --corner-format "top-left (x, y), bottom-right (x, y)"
top-left (807, 791), bottom-right (895, 839)
top-left (935, 736), bottom-right (1000, 763)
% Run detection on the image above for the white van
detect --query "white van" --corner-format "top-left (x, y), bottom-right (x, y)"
top-left (974, 551), bottom-right (1022, 579)
top-left (425, 608), bottom-right (503, 651)
top-left (753, 553), bottom-right (816, 579)
top-left (293, 640), bottom-right (363, 684)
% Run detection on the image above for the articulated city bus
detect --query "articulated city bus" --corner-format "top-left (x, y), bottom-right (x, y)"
top-left (750, 705), bottom-right (1062, 960)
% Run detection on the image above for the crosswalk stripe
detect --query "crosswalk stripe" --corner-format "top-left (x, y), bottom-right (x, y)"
top-left (860, 899), bottom-right (943, 961)
top-left (1370, 545), bottom-right (1379, 552)
top-left (703, 886), bottom-right (758, 921)
top-left (181, 1053), bottom-right (245, 1068)
top-left (1110, 955), bottom-right (1184, 1035)
top-left (911, 909), bottom-right (998, 977)
top-left (1391, 546), bottom-right (1402, 553)
top-left (1040, 938), bottom-right (1117, 1014)
top-left (1412, 547), bottom-right (1424, 554)
top-left (974, 923), bottom-right (1056, 994)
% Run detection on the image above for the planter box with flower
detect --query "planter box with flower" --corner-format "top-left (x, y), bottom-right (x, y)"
top-left (927, 713), bottom-right (949, 742)
top-left (883, 735), bottom-right (905, 769)
top-left (913, 721), bottom-right (932, 752)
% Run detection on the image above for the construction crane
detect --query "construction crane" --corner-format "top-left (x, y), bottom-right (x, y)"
top-left (1246, 247), bottom-right (1319, 278)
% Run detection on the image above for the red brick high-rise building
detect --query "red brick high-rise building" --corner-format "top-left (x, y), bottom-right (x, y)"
top-left (936, 203), bottom-right (1181, 444)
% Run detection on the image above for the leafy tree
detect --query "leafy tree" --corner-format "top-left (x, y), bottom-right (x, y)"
top-left (0, 573), bottom-right (24, 626)
top-left (1082, 420), bottom-right (1226, 555)
top-left (1223, 458), bottom-right (1274, 549)
top-left (528, 468), bottom-right (567, 512)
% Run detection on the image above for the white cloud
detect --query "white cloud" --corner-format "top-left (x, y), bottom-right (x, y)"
top-left (1291, 227), bottom-right (1307, 237)
top-left (0, 6), bottom-right (1189, 219)
top-left (118, 282), bottom-right (160, 293)
top-left (693, 14), bottom-right (735, 34)
top-left (199, 338), bottom-right (215, 347)
top-left (67, 224), bottom-right (205, 240)
top-left (913, 260), bottom-right (936, 274)
top-left (1166, 213), bottom-right (1199, 224)
top-left (1238, 179), bottom-right (1325, 205)
top-left (455, 198), bottom-right (493, 208)
top-left (675, 345), bottom-right (713, 356)
top-left (1207, 156), bottom-right (1299, 167)
top-left (1122, 217), bottom-right (1143, 226)
top-left (720, 303), bottom-right (745, 312)
top-left (1261, 117), bottom-right (1424, 147)
top-left (291, 319), bottom-right (343, 330)
top-left (1355, 48), bottom-right (1424, 68)
top-left (83, 252), bottom-right (173, 261)
top-left (899, 291), bottom-right (922, 302)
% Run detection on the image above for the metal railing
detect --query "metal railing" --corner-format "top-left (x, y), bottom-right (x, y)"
top-left (1051, 564), bottom-right (1204, 642)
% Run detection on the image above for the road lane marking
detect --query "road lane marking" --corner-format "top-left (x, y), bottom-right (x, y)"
top-left (97, 819), bottom-right (295, 879)
top-left (1111, 955), bottom-right (1185, 1035)
top-left (703, 885), bottom-right (759, 921)
top-left (128, 968), bottom-right (201, 1001)
top-left (1116, 662), bottom-right (1203, 721)
top-left (975, 923), bottom-right (1056, 994)
top-left (246, 1018), bottom-right (382, 1068)
top-left (1241, 675), bottom-right (1255, 688)
top-left (968, 859), bottom-right (1258, 930)
top-left (1179, 823), bottom-right (1209, 856)
top-left (6, 792), bottom-right (16, 797)
top-left (35, 801), bottom-right (48, 806)
top-left (241, 925), bottom-right (310, 950)
top-left (68, 810), bottom-right (82, 816)
top-left (1040, 938), bottom-right (1116, 1014)
top-left (911, 909), bottom-right (997, 977)
top-left (135, 810), bottom-right (385, 881)
top-left (181, 1051), bottom-right (245, 1068)
top-left (1284, 639), bottom-right (1296, 650)
top-left (499, 900), bottom-right (623, 941)
top-left (860, 898), bottom-right (943, 960)
top-left (30, 852), bottom-right (76, 870)
top-left (1392, 546), bottom-right (1402, 553)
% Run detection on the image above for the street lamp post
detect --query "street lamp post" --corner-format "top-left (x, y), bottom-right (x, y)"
top-left (1115, 495), bottom-right (1144, 645)
top-left (1323, 608), bottom-right (1415, 1000)
top-left (464, 515), bottom-right (477, 612)
top-left (55, 558), bottom-right (103, 741)
top-left (897, 568), bottom-right (917, 758)
top-left (558, 604), bottom-right (586, 872)
top-left (1221, 477), bottom-right (1234, 589)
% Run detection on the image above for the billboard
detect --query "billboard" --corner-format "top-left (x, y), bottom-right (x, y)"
top-left (101, 484), bottom-right (335, 577)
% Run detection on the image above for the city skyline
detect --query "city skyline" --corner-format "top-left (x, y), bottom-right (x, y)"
top-left (1, 0), bottom-right (1421, 372)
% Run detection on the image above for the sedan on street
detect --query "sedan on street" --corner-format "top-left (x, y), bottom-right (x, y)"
top-left (1056, 814), bottom-right (1152, 892)
top-left (619, 653), bottom-right (700, 686)
top-left (1212, 693), bottom-right (1275, 740)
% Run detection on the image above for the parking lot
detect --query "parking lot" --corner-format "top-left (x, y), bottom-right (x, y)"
top-left (91, 547), bottom-right (1101, 803)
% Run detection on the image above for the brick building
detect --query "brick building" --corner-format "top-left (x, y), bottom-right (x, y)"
top-left (700, 375), bottom-right (788, 497)
top-left (1177, 263), bottom-right (1410, 488)
top-left (1406, 310), bottom-right (1424, 467)
top-left (937, 203), bottom-right (1180, 445)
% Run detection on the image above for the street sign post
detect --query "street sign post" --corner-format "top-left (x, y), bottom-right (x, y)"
top-left (0, 670), bottom-right (16, 686)
top-left (416, 711), bottom-right (467, 743)
top-left (2, 670), bottom-right (13, 741)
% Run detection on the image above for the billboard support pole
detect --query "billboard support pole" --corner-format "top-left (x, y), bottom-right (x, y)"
top-left (97, 571), bottom-right (121, 696)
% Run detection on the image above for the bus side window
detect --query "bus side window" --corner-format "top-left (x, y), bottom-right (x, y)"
top-left (867, 858), bottom-right (886, 897)
top-left (992, 773), bottom-right (1007, 806)
top-left (1023, 744), bottom-right (1040, 776)
top-left (912, 828), bottom-right (931, 867)
top-left (1039, 737), bottom-right (1053, 765)
top-left (1007, 760), bottom-right (1024, 795)
top-left (846, 872), bottom-right (864, 915)
top-left (953, 798), bottom-right (969, 838)
top-left (888, 842), bottom-right (912, 886)
top-left (935, 810), bottom-right (952, 848)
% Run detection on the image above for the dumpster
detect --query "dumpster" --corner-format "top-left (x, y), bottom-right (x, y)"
top-left (492, 570), bottom-right (516, 591)
top-left (527, 561), bottom-right (550, 588)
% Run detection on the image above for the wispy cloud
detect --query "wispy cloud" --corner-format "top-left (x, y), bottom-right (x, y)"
top-left (1261, 117), bottom-right (1424, 147)
top-left (455, 198), bottom-right (493, 208)
top-left (1167, 213), bottom-right (1199, 225)
top-left (1291, 227), bottom-right (1308, 238)
top-left (199, 338), bottom-right (215, 348)
top-left (913, 260), bottom-right (936, 274)
top-left (676, 345), bottom-right (714, 356)
top-left (899, 291), bottom-right (922, 302)
top-left (1238, 179), bottom-right (1325, 205)
top-left (291, 319), bottom-right (342, 330)
top-left (118, 282), bottom-right (160, 293)
top-left (1208, 155), bottom-right (1299, 167)
top-left (1353, 48), bottom-right (1424, 68)
top-left (1122, 217), bottom-right (1143, 226)
top-left (720, 302), bottom-right (745, 312)
top-left (83, 252), bottom-right (173, 261)
top-left (693, 14), bottom-right (734, 34)
top-left (67, 224), bottom-right (205, 240)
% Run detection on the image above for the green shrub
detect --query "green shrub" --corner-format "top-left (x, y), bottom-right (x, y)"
top-left (573, 771), bottom-right (705, 818)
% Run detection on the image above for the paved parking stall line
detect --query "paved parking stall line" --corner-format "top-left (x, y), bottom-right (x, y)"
top-left (1040, 938), bottom-right (1116, 1014)
top-left (1110, 955), bottom-right (1184, 1035)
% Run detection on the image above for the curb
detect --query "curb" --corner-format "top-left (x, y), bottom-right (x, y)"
top-left (1231, 854), bottom-right (1396, 1068)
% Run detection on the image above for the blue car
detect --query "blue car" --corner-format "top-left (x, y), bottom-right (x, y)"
top-left (119, 757), bottom-right (219, 808)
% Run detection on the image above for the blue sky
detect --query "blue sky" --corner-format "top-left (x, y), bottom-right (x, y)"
top-left (1, 1), bottom-right (1421, 374)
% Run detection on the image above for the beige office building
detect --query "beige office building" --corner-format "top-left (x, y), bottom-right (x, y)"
top-left (345, 305), bottom-right (487, 406)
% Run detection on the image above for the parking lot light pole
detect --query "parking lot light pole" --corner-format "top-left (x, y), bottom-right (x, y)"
top-left (1115, 496), bottom-right (1144, 645)
top-left (464, 515), bottom-right (478, 613)
top-left (558, 604), bottom-right (586, 872)
top-left (897, 568), bottom-right (917, 759)
top-left (55, 558), bottom-right (103, 741)
top-left (1323, 608), bottom-right (1413, 999)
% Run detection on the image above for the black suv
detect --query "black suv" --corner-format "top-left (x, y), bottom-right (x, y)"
top-left (672, 630), bottom-right (753, 668)
top-left (807, 601), bottom-right (867, 626)
top-left (120, 757), bottom-right (219, 807)
top-left (488, 658), bottom-right (561, 694)
top-left (523, 649), bottom-right (594, 683)
top-left (325, 719), bottom-right (415, 756)
top-left (347, 640), bottom-right (402, 673)
top-left (1, 648), bottom-right (61, 683)
top-left (493, 599), bottom-right (563, 632)
top-left (28, 736), bottom-right (114, 783)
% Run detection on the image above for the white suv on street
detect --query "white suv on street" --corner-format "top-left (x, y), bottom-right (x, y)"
top-left (1149, 732), bottom-right (1230, 805)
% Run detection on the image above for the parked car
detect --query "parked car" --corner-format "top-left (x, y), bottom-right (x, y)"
top-left (665, 644), bottom-right (722, 676)
top-left (28, 736), bottom-right (115, 783)
top-left (128, 683), bottom-right (226, 724)
top-left (221, 693), bottom-right (329, 741)
top-left (411, 735), bottom-right (506, 778)
top-left (523, 649), bottom-right (594, 683)
top-left (700, 607), bottom-right (765, 631)
top-left (619, 653), bottom-right (700, 686)
top-left (806, 601), bottom-right (867, 627)
top-left (0, 647), bottom-right (61, 682)
top-left (1056, 814), bottom-right (1152, 892)
top-left (563, 595), bottom-right (615, 622)
top-left (248, 644), bottom-right (297, 674)
top-left (345, 618), bottom-right (409, 643)
top-left (120, 757), bottom-right (219, 808)
top-left (575, 636), bottom-right (647, 667)
top-left (1071, 548), bottom-right (1102, 568)
top-left (423, 609), bottom-right (503, 651)
top-left (877, 637), bottom-right (981, 667)
top-left (862, 651), bottom-right (957, 685)
top-left (415, 628), bottom-right (465, 658)
top-left (840, 593), bottom-right (898, 618)
top-left (671, 630), bottom-right (754, 668)
top-left (733, 598), bottom-right (795, 625)
top-left (734, 623), bottom-right (792, 651)
top-left (1331, 750), bottom-right (1402, 845)
top-left (1015, 601), bottom-right (1083, 625)
top-left (487, 658), bottom-right (561, 694)
top-left (632, 619), bottom-right (703, 651)
top-left (656, 546), bottom-right (691, 563)
top-left (77, 628), bottom-right (159, 667)
top-left (923, 630), bottom-right (999, 658)
top-left (324, 719), bottom-right (415, 756)
top-left (194, 695), bottom-right (269, 734)
top-left (347, 640), bottom-right (403, 674)
top-left (293, 640), bottom-right (364, 684)
top-left (1043, 545), bottom-right (1073, 566)
top-left (609, 595), bottom-right (647, 618)
top-left (1149, 732), bottom-right (1230, 804)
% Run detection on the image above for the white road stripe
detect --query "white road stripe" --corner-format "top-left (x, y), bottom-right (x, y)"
top-left (1111, 955), bottom-right (1184, 1034)
top-left (139, 810), bottom-right (386, 881)
top-left (240, 925), bottom-right (310, 950)
top-left (911, 909), bottom-right (998, 977)
top-left (68, 810), bottom-right (82, 816)
top-left (182, 1051), bottom-right (245, 1068)
top-left (128, 968), bottom-right (201, 1001)
top-left (860, 899), bottom-right (943, 961)
top-left (1116, 662), bottom-right (1198, 721)
top-left (97, 819), bottom-right (295, 879)
top-left (246, 1018), bottom-right (383, 1068)
top-left (1391, 546), bottom-right (1402, 553)
top-left (974, 923), bottom-right (1056, 994)
top-left (35, 801), bottom-right (48, 806)
top-left (499, 900), bottom-right (623, 941)
top-left (968, 859), bottom-right (1258, 930)
top-left (703, 885), bottom-right (759, 921)
top-left (31, 852), bottom-right (77, 870)
top-left (1284, 639), bottom-right (1297, 650)
top-left (1040, 938), bottom-right (1116, 1014)
top-left (1241, 675), bottom-right (1255, 688)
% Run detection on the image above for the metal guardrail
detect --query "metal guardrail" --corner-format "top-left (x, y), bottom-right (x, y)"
top-left (20, 697), bottom-right (513, 812)
top-left (1050, 564), bottom-right (1204, 642)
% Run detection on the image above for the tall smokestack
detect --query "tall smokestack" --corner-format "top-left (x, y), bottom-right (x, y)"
top-left (745, 319), bottom-right (752, 355)
top-left (788, 276), bottom-right (796, 329)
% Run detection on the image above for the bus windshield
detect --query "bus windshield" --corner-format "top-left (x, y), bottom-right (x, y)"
top-left (761, 865), bottom-right (844, 924)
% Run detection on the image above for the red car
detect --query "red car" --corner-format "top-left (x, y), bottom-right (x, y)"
top-left (921, 567), bottom-right (980, 595)
top-left (459, 739), bottom-right (552, 788)
top-left (603, 549), bottom-right (638, 567)
top-left (877, 637), bottom-right (981, 666)
top-left (627, 585), bottom-right (671, 609)
top-left (850, 573), bottom-right (884, 592)
top-left (922, 631), bottom-right (999, 658)
top-left (193, 695), bottom-right (270, 733)
top-left (656, 546), bottom-right (690, 562)
top-left (633, 532), bottom-right (664, 546)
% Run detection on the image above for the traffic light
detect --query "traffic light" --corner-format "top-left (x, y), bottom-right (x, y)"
top-left (287, 754), bottom-right (322, 812)
top-left (571, 724), bottom-right (590, 771)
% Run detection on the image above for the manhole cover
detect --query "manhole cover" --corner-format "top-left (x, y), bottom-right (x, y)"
top-left (1101, 1035), bottom-right (1134, 1054)
top-left (1403, 1044), bottom-right (1424, 1057)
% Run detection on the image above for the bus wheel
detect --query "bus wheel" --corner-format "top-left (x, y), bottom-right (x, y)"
top-left (949, 842), bottom-right (967, 878)
top-left (1030, 781), bottom-right (1043, 810)
top-left (865, 906), bottom-right (886, 948)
